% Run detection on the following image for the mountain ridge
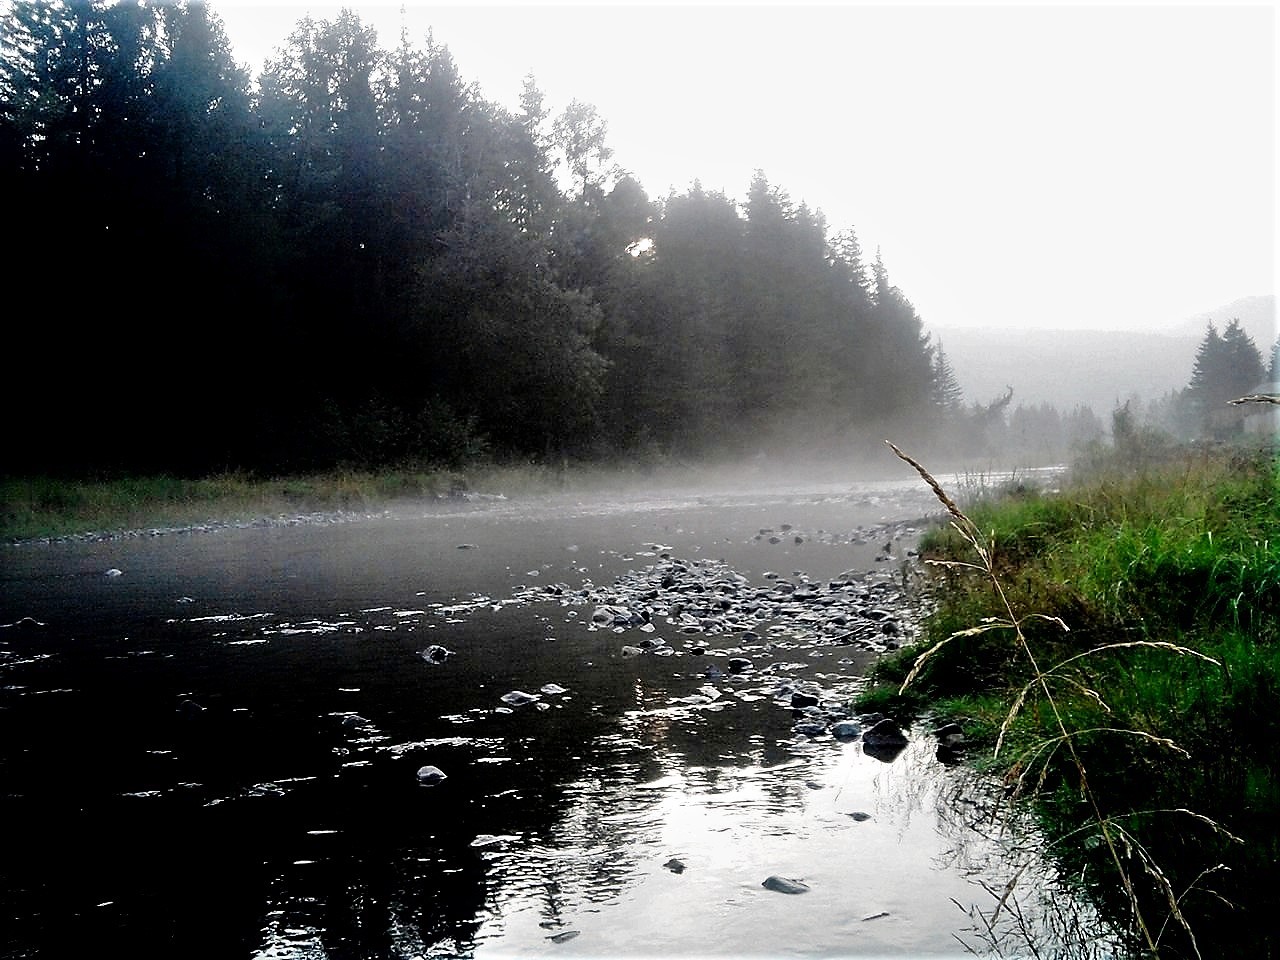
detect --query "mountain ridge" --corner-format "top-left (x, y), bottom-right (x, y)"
top-left (930, 294), bottom-right (1275, 415)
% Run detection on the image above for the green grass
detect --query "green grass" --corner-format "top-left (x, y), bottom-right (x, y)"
top-left (862, 442), bottom-right (1280, 958)
top-left (0, 468), bottom-right (473, 542)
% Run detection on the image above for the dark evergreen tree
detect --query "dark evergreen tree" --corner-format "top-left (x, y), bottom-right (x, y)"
top-left (1184, 320), bottom-right (1267, 438)
top-left (929, 339), bottom-right (965, 415)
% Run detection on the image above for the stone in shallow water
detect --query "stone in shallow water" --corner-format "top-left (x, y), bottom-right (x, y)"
top-left (762, 875), bottom-right (810, 894)
top-left (663, 858), bottom-right (686, 874)
top-left (831, 720), bottom-right (862, 740)
top-left (863, 717), bottom-right (908, 748)
top-left (500, 690), bottom-right (540, 707)
top-left (416, 765), bottom-right (447, 786)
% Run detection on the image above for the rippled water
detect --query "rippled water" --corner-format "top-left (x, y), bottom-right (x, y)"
top-left (0, 475), bottom-right (1106, 958)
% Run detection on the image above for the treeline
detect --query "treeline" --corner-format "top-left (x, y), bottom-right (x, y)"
top-left (1140, 318), bottom-right (1279, 441)
top-left (1, 1), bottom-right (948, 476)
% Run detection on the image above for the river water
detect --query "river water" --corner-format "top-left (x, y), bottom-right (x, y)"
top-left (0, 473), bottom-right (1109, 958)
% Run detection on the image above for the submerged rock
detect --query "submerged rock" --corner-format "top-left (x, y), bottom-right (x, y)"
top-left (420, 645), bottom-right (453, 664)
top-left (762, 875), bottom-right (810, 895)
top-left (831, 720), bottom-right (862, 740)
top-left (663, 858), bottom-right (686, 874)
top-left (792, 721), bottom-right (827, 737)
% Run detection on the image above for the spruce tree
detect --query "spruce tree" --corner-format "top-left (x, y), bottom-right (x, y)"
top-left (1184, 320), bottom-right (1267, 438)
top-left (930, 339), bottom-right (965, 415)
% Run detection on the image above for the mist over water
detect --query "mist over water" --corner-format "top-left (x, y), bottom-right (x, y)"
top-left (1, 473), bottom-right (1103, 958)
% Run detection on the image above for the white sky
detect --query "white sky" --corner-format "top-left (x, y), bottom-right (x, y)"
top-left (214, 2), bottom-right (1277, 332)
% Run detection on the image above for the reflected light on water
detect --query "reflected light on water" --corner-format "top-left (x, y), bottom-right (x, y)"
top-left (465, 736), bottom-right (1112, 958)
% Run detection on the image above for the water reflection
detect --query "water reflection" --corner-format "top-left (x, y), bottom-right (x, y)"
top-left (461, 733), bottom-right (1118, 958)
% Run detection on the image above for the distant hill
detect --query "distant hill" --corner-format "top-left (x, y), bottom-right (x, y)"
top-left (931, 294), bottom-right (1275, 416)
top-left (1177, 294), bottom-right (1277, 349)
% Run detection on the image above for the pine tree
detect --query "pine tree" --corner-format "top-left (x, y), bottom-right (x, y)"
top-left (1184, 320), bottom-right (1267, 438)
top-left (930, 339), bottom-right (964, 415)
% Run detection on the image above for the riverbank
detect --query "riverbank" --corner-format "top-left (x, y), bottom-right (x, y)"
top-left (2, 450), bottom-right (957, 545)
top-left (857, 439), bottom-right (1280, 958)
top-left (0, 465), bottom-right (533, 543)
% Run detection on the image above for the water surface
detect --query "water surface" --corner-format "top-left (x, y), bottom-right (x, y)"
top-left (1, 476), bottom-right (1104, 958)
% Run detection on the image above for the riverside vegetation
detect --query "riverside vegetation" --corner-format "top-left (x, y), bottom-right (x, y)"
top-left (860, 437), bottom-right (1279, 959)
top-left (0, 463), bottom-right (578, 543)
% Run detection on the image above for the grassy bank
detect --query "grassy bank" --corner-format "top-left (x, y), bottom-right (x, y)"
top-left (0, 457), bottom-right (740, 543)
top-left (0, 463), bottom-right (578, 543)
top-left (859, 440), bottom-right (1280, 959)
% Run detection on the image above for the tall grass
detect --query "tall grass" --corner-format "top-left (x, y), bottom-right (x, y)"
top-left (867, 441), bottom-right (1279, 959)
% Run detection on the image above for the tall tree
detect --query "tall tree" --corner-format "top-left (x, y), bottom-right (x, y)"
top-left (551, 98), bottom-right (616, 202)
top-left (1184, 320), bottom-right (1267, 438)
top-left (930, 339), bottom-right (965, 414)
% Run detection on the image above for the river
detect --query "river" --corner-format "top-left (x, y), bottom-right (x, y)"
top-left (0, 472), bottom-right (1109, 958)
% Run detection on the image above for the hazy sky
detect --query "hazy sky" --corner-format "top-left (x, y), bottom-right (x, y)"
top-left (214, 2), bottom-right (1276, 333)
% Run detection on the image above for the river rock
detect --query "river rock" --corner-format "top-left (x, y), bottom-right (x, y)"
top-left (863, 718), bottom-right (909, 761)
top-left (863, 718), bottom-right (908, 747)
top-left (500, 690), bottom-right (540, 707)
top-left (727, 657), bottom-right (753, 673)
top-left (831, 720), bottom-right (862, 740)
top-left (933, 722), bottom-right (965, 748)
top-left (420, 644), bottom-right (453, 664)
top-left (762, 875), bottom-right (810, 894)
top-left (2, 616), bottom-right (46, 631)
top-left (663, 858), bottom-right (686, 874)
top-left (416, 765), bottom-right (447, 785)
top-left (792, 721), bottom-right (827, 737)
